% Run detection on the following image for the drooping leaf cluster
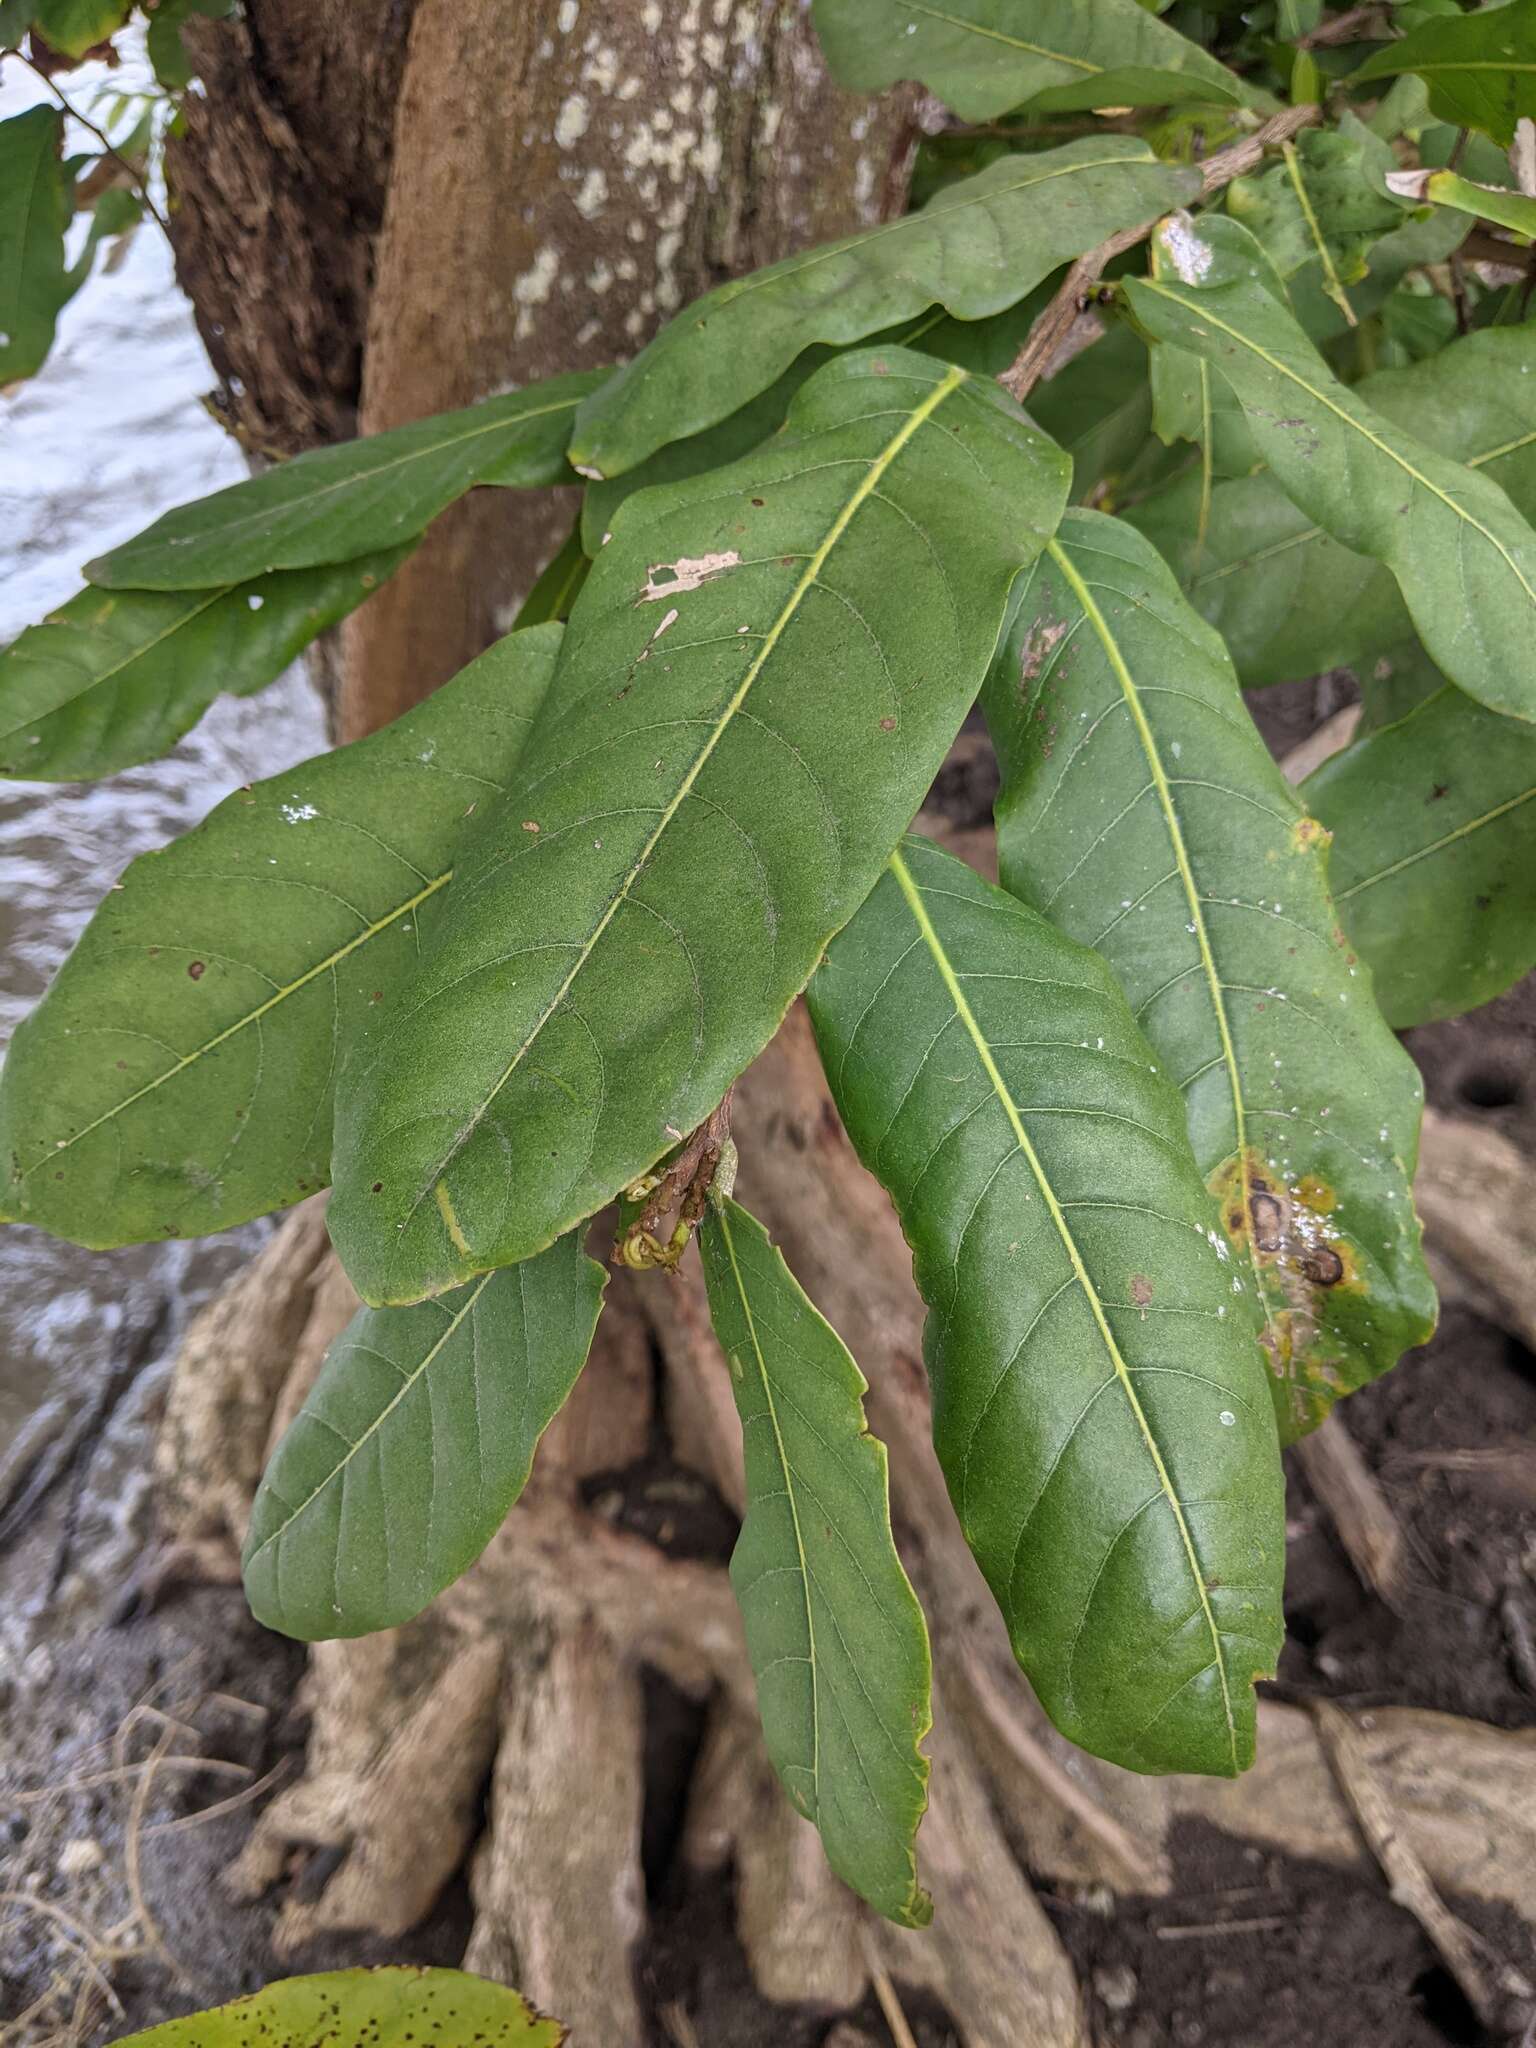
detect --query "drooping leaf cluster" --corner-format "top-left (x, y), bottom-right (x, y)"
top-left (8, 0), bottom-right (1536, 1922)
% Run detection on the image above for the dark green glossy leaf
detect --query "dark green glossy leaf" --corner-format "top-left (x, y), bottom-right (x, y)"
top-left (1126, 322), bottom-right (1536, 688)
top-left (700, 1195), bottom-right (931, 1923)
top-left (0, 550), bottom-right (410, 782)
top-left (244, 1232), bottom-right (605, 1640)
top-left (1125, 223), bottom-right (1536, 718)
top-left (807, 836), bottom-right (1284, 1776)
top-left (812, 0), bottom-right (1245, 121)
top-left (86, 369), bottom-right (608, 591)
top-left (1351, 0), bottom-right (1536, 145)
top-left (568, 140), bottom-right (1199, 478)
top-left (329, 350), bottom-right (1070, 1306)
top-left (0, 626), bottom-right (561, 1247)
top-left (984, 511), bottom-right (1435, 1442)
top-left (0, 106), bottom-right (71, 382)
top-left (114, 1969), bottom-right (563, 2047)
top-left (1305, 683), bottom-right (1536, 1028)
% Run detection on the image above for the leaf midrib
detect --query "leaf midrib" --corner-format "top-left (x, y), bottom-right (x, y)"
top-left (887, 842), bottom-right (1239, 1771)
top-left (714, 1202), bottom-right (822, 1810)
top-left (0, 587), bottom-right (227, 747)
top-left (1136, 277), bottom-right (1536, 614)
top-left (243, 1273), bottom-right (493, 1574)
top-left (411, 363), bottom-right (969, 1222)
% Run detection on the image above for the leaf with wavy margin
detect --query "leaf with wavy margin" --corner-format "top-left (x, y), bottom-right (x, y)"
top-left (0, 627), bottom-right (561, 1247)
top-left (329, 349), bottom-right (1069, 1307)
top-left (984, 510), bottom-right (1435, 1441)
top-left (244, 1231), bottom-right (605, 1640)
top-left (700, 1195), bottom-right (932, 1922)
top-left (808, 835), bottom-right (1284, 1774)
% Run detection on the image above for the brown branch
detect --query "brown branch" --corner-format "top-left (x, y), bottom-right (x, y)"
top-left (1296, 5), bottom-right (1389, 49)
top-left (9, 47), bottom-right (171, 236)
top-left (999, 103), bottom-right (1321, 405)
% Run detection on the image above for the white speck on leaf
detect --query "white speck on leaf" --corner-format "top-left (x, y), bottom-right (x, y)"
top-left (1160, 212), bottom-right (1214, 284)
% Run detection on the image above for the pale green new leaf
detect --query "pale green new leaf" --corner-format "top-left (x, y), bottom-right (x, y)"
top-left (244, 1232), bottom-right (605, 1640)
top-left (0, 626), bottom-right (561, 1247)
top-left (114, 1969), bottom-right (563, 2048)
top-left (700, 1196), bottom-right (931, 1924)
top-left (1305, 684), bottom-right (1536, 1028)
top-left (86, 369), bottom-right (607, 591)
top-left (812, 0), bottom-right (1245, 121)
top-left (1351, 0), bottom-right (1536, 146)
top-left (1125, 219), bottom-right (1536, 719)
top-left (1126, 323), bottom-right (1536, 688)
top-left (0, 550), bottom-right (410, 782)
top-left (984, 512), bottom-right (1435, 1442)
top-left (568, 140), bottom-right (1199, 478)
top-left (329, 350), bottom-right (1069, 1307)
top-left (0, 106), bottom-right (72, 382)
top-left (807, 836), bottom-right (1284, 1776)
top-left (30, 0), bottom-right (128, 54)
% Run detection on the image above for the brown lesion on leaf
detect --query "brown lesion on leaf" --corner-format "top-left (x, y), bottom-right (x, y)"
top-left (1290, 813), bottom-right (1332, 854)
top-left (1208, 1148), bottom-right (1364, 1439)
top-left (1018, 615), bottom-right (1068, 689)
top-left (614, 1091), bottom-right (735, 1273)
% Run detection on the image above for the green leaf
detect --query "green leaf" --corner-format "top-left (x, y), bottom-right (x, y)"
top-left (1225, 123), bottom-right (1407, 323)
top-left (30, 0), bottom-right (127, 56)
top-left (1126, 322), bottom-right (1536, 688)
top-left (1386, 164), bottom-right (1536, 241)
top-left (512, 522), bottom-right (589, 628)
top-left (329, 350), bottom-right (1070, 1307)
top-left (0, 626), bottom-right (561, 1248)
top-left (85, 369), bottom-right (609, 591)
top-left (1124, 217), bottom-right (1536, 720)
top-left (144, 0), bottom-right (232, 90)
top-left (568, 140), bottom-right (1200, 479)
top-left (984, 511), bottom-right (1435, 1441)
top-left (0, 106), bottom-right (72, 383)
top-left (112, 1968), bottom-right (563, 2047)
top-left (244, 1233), bottom-right (605, 1639)
top-left (0, 551), bottom-right (410, 782)
top-left (1304, 682), bottom-right (1536, 1027)
top-left (1029, 319), bottom-right (1156, 503)
top-left (1351, 0), bottom-right (1536, 146)
top-left (699, 1195), bottom-right (932, 1922)
top-left (1, 3), bottom-right (38, 52)
top-left (811, 0), bottom-right (1246, 121)
top-left (807, 836), bottom-right (1284, 1776)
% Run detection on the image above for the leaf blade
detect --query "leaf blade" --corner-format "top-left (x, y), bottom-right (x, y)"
top-left (569, 140), bottom-right (1199, 478)
top-left (1124, 219), bottom-right (1536, 721)
top-left (1305, 682), bottom-right (1536, 1028)
top-left (85, 369), bottom-right (608, 591)
top-left (243, 1232), bottom-right (606, 1640)
top-left (1351, 0), bottom-right (1536, 146)
top-left (0, 626), bottom-right (562, 1247)
top-left (808, 836), bottom-right (1285, 1776)
top-left (113, 1969), bottom-right (563, 2048)
top-left (700, 1195), bottom-right (931, 1924)
top-left (984, 511), bottom-right (1435, 1441)
top-left (0, 106), bottom-right (72, 383)
top-left (329, 349), bottom-right (1070, 1306)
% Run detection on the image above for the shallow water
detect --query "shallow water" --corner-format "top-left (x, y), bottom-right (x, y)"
top-left (0, 55), bottom-right (327, 1647)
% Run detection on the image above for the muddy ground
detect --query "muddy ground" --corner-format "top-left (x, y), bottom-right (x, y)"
top-left (2, 682), bottom-right (1535, 2047)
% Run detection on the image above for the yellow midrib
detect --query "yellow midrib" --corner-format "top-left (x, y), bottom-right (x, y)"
top-left (715, 1202), bottom-right (822, 1809)
top-left (887, 843), bottom-right (1239, 1769)
top-left (416, 364), bottom-right (969, 1213)
top-left (243, 1271), bottom-right (493, 1573)
top-left (24, 869), bottom-right (453, 1177)
top-left (1136, 278), bottom-right (1536, 612)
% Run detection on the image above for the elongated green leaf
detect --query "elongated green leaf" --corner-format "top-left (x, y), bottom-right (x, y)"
top-left (0, 550), bottom-right (410, 782)
top-left (0, 626), bottom-right (561, 1248)
top-left (244, 1232), bottom-right (605, 1640)
top-left (1304, 684), bottom-right (1536, 1028)
top-left (807, 837), bottom-right (1284, 1776)
top-left (1387, 164), bottom-right (1536, 240)
top-left (114, 1969), bottom-right (563, 2048)
top-left (1126, 322), bottom-right (1536, 688)
top-left (812, 0), bottom-right (1245, 121)
top-left (1352, 0), bottom-right (1536, 145)
top-left (984, 511), bottom-right (1435, 1442)
top-left (86, 369), bottom-right (607, 592)
top-left (699, 1196), bottom-right (931, 1922)
top-left (1125, 219), bottom-right (1536, 719)
top-left (0, 106), bottom-right (71, 383)
top-left (568, 141), bottom-right (1199, 479)
top-left (329, 350), bottom-right (1069, 1307)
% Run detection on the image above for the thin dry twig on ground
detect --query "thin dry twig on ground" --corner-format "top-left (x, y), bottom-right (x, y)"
top-left (860, 1926), bottom-right (921, 2048)
top-left (999, 103), bottom-right (1320, 403)
top-left (1294, 1412), bottom-right (1413, 1612)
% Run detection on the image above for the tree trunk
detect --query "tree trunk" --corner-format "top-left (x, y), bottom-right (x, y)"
top-left (167, 0), bottom-right (919, 738)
